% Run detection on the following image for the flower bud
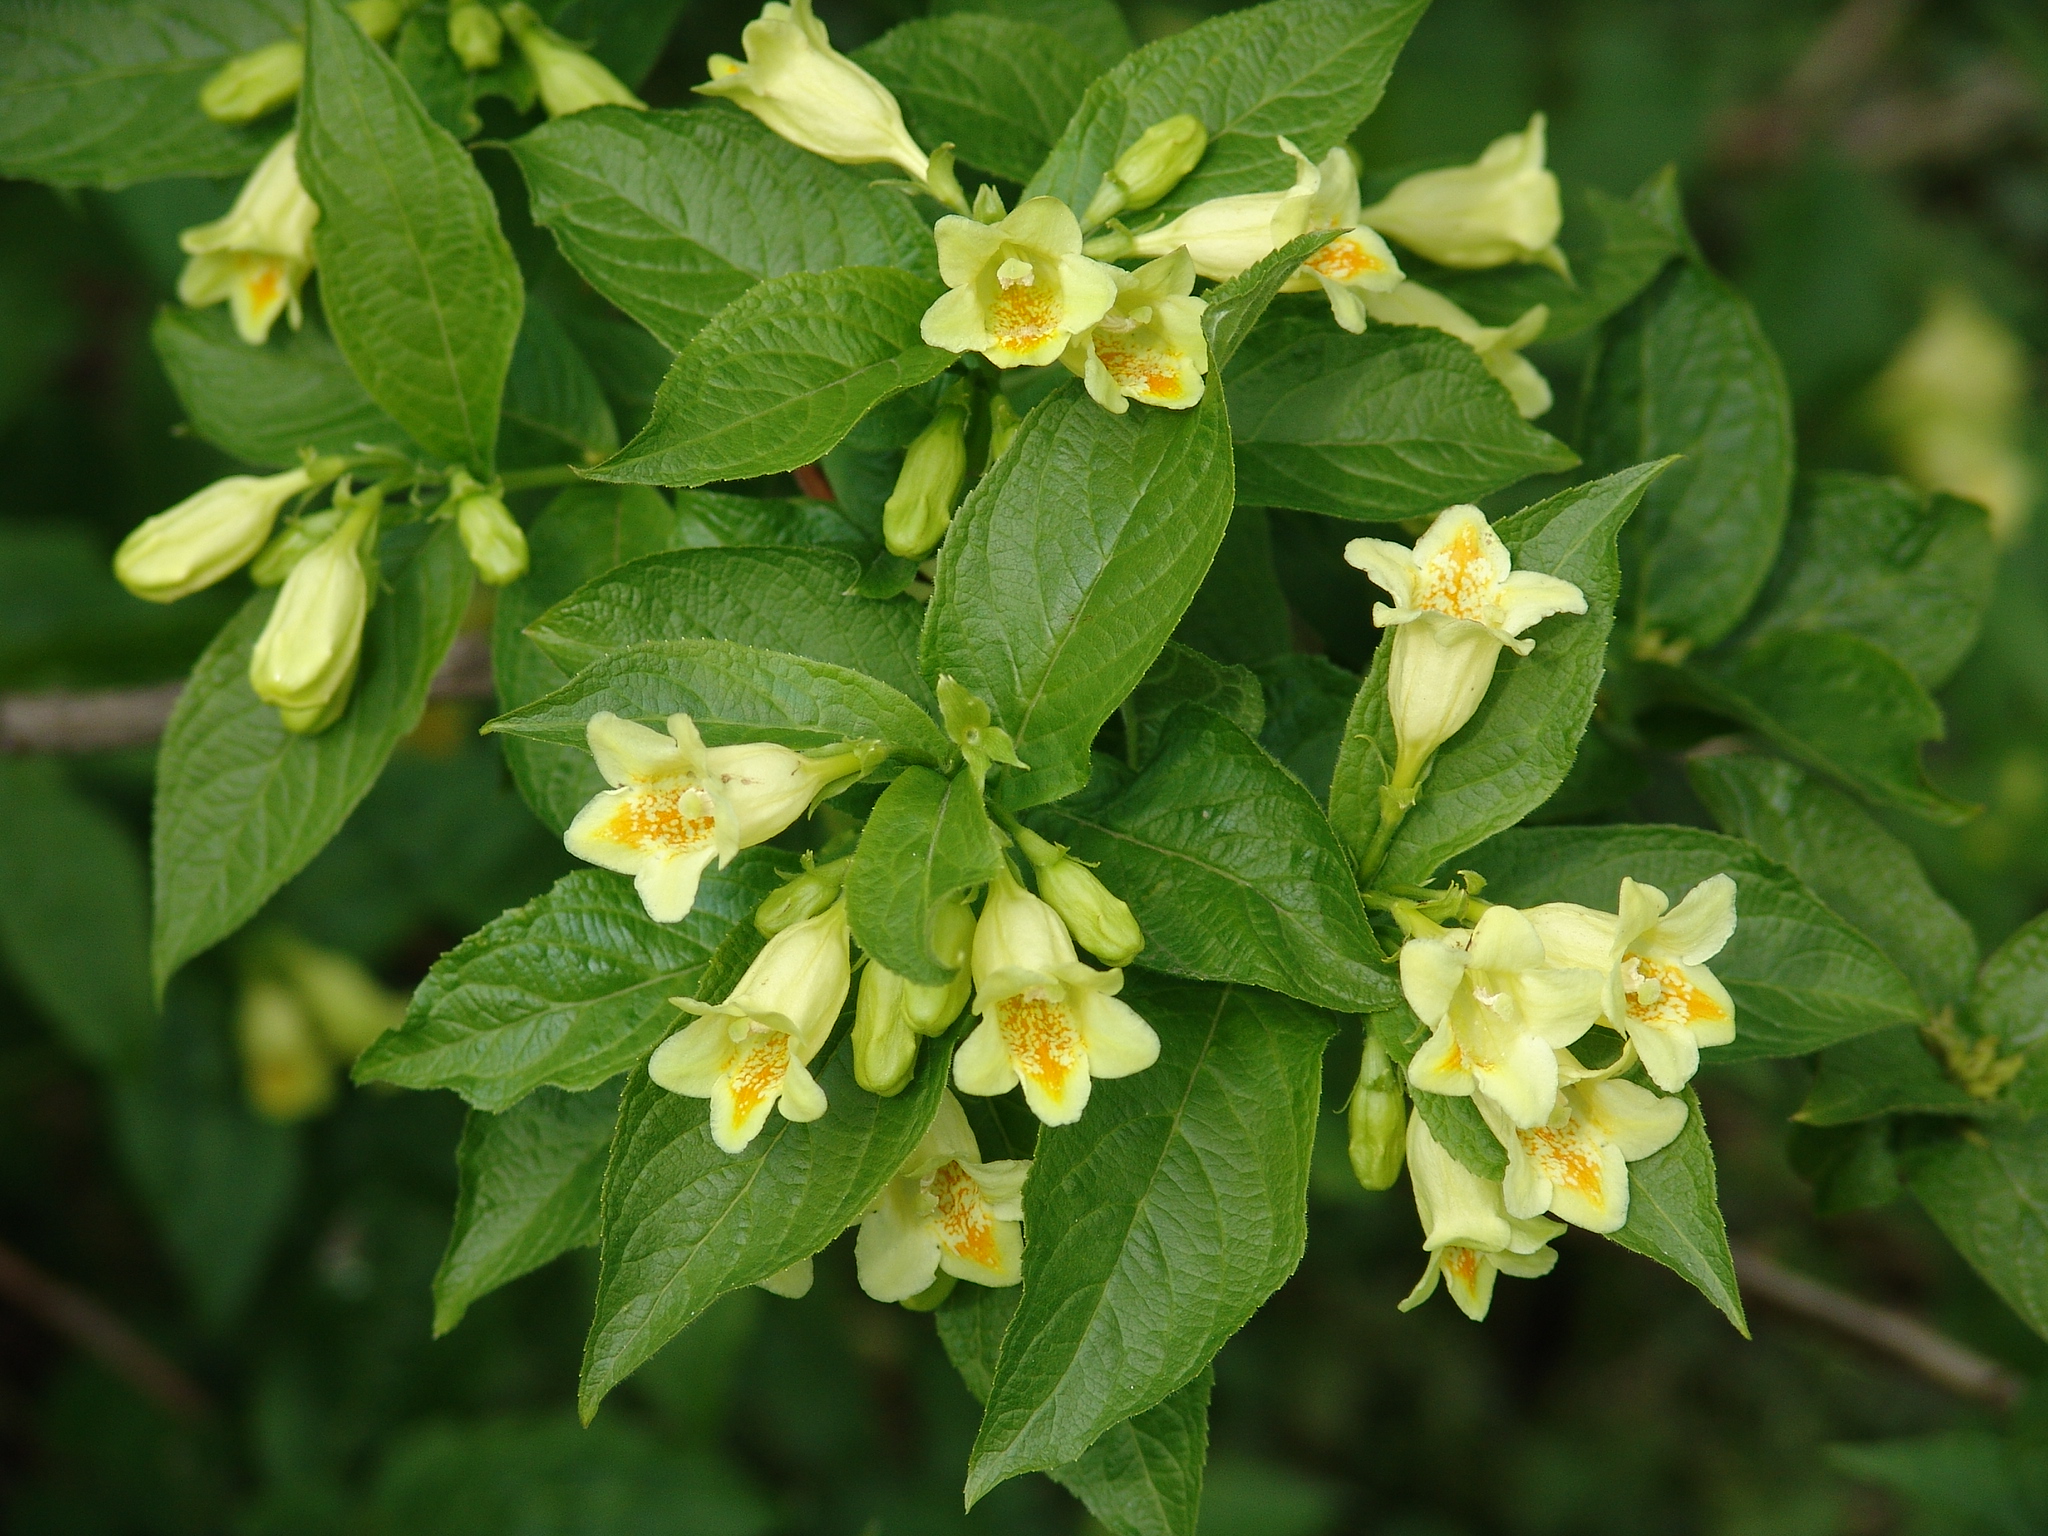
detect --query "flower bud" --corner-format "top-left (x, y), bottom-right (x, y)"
top-left (345, 0), bottom-right (408, 43)
top-left (249, 494), bottom-right (376, 734)
top-left (1360, 114), bottom-right (1565, 274)
top-left (448, 0), bottom-right (504, 70)
top-left (269, 933), bottom-right (407, 1058)
top-left (250, 508), bottom-right (345, 587)
top-left (1347, 1035), bottom-right (1407, 1190)
top-left (502, 3), bottom-right (646, 117)
top-left (115, 460), bottom-right (339, 603)
top-left (1082, 113), bottom-right (1208, 230)
top-left (853, 960), bottom-right (919, 1096)
top-left (985, 395), bottom-right (1022, 463)
top-left (236, 976), bottom-right (334, 1122)
top-left (200, 40), bottom-right (305, 125)
top-left (1013, 824), bottom-right (1142, 966)
top-left (972, 182), bottom-right (1008, 223)
top-left (449, 474), bottom-right (528, 586)
top-left (755, 857), bottom-right (851, 937)
top-left (883, 394), bottom-right (969, 559)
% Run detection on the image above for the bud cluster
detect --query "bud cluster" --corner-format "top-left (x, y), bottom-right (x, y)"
top-left (235, 930), bottom-right (407, 1122)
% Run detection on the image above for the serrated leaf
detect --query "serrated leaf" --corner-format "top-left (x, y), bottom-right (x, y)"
top-left (1120, 644), bottom-right (1264, 770)
top-left (1463, 824), bottom-right (1923, 1061)
top-left (939, 1285), bottom-right (1211, 1536)
top-left (433, 1082), bottom-right (621, 1335)
top-left (1328, 461), bottom-right (1668, 885)
top-left (592, 267), bottom-right (953, 489)
top-left (1034, 707), bottom-right (1393, 1014)
top-left (580, 1031), bottom-right (954, 1417)
top-left (1227, 318), bottom-right (1578, 520)
top-left (670, 487), bottom-right (880, 562)
top-left (527, 546), bottom-right (931, 707)
top-left (1199, 230), bottom-right (1336, 371)
top-left (1906, 1118), bottom-right (2048, 1343)
top-left (965, 977), bottom-right (1333, 1502)
top-left (1689, 753), bottom-right (1976, 1009)
top-left (300, 0), bottom-right (523, 471)
top-left (355, 858), bottom-right (780, 1112)
top-left (152, 523), bottom-right (472, 990)
top-left (500, 298), bottom-right (619, 468)
top-left (1025, 0), bottom-right (1430, 219)
top-left (509, 105), bottom-right (934, 350)
top-left (485, 637), bottom-right (955, 769)
top-left (1606, 1088), bottom-right (1747, 1334)
top-left (847, 767), bottom-right (1003, 986)
top-left (0, 0), bottom-right (296, 188)
top-left (857, 14), bottom-right (1099, 183)
top-left (922, 381), bottom-right (1234, 811)
top-left (152, 306), bottom-right (412, 468)
top-left (932, 0), bottom-right (1132, 72)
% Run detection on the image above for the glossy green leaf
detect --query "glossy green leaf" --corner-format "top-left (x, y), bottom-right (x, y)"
top-left (509, 106), bottom-right (934, 350)
top-left (669, 488), bottom-right (880, 562)
top-left (1252, 654), bottom-right (1357, 806)
top-left (152, 523), bottom-right (472, 990)
top-left (1606, 1089), bottom-right (1747, 1334)
top-left (1328, 461), bottom-right (1667, 885)
top-left (847, 767), bottom-right (1003, 986)
top-left (1120, 643), bottom-right (1264, 771)
top-left (300, 0), bottom-right (523, 471)
top-left (433, 1081), bottom-right (621, 1335)
top-left (1174, 509), bottom-right (1292, 668)
top-left (966, 977), bottom-right (1333, 1502)
top-left (1463, 824), bottom-right (1924, 1061)
top-left (593, 267), bottom-right (953, 489)
top-left (1798, 1028), bottom-right (1988, 1127)
top-left (1035, 707), bottom-right (1394, 1014)
top-left (932, 0), bottom-right (1132, 71)
top-left (922, 382), bottom-right (1234, 810)
top-left (500, 299), bottom-right (619, 468)
top-left (356, 857), bottom-right (780, 1113)
top-left (1907, 1117), bottom-right (2048, 1343)
top-left (1199, 230), bottom-right (1337, 371)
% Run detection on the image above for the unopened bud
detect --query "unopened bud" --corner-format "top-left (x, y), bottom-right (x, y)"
top-left (251, 508), bottom-right (344, 587)
top-left (270, 934), bottom-right (406, 1058)
top-left (1347, 1035), bottom-right (1406, 1190)
top-left (448, 0), bottom-right (504, 69)
top-left (755, 857), bottom-right (851, 937)
top-left (237, 976), bottom-right (334, 1122)
top-left (899, 1271), bottom-right (957, 1311)
top-left (449, 474), bottom-right (527, 585)
top-left (501, 3), bottom-right (646, 117)
top-left (345, 0), bottom-right (409, 42)
top-left (985, 395), bottom-right (1022, 463)
top-left (1082, 114), bottom-right (1208, 229)
top-left (200, 40), bottom-right (305, 125)
top-left (115, 459), bottom-right (340, 603)
top-left (882, 394), bottom-right (969, 559)
top-left (972, 182), bottom-right (1008, 223)
top-left (1013, 824), bottom-right (1142, 966)
top-left (249, 493), bottom-right (376, 734)
top-left (853, 960), bottom-right (919, 1095)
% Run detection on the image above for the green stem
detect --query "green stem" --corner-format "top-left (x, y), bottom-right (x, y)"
top-left (499, 464), bottom-right (585, 492)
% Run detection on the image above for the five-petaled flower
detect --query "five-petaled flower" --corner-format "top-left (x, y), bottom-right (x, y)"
top-left (648, 901), bottom-right (852, 1153)
top-left (1479, 1066), bottom-right (1688, 1233)
top-left (1525, 875), bottom-right (1739, 1092)
top-left (177, 131), bottom-right (319, 346)
top-left (954, 868), bottom-right (1158, 1125)
top-left (1398, 1112), bottom-right (1563, 1322)
top-left (922, 198), bottom-right (1120, 370)
top-left (1062, 248), bottom-right (1209, 415)
top-left (564, 712), bottom-right (877, 924)
top-left (1360, 114), bottom-right (1567, 275)
top-left (855, 1090), bottom-right (1030, 1302)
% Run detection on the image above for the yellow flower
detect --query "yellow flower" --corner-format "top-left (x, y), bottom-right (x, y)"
top-left (953, 868), bottom-right (1157, 1126)
top-left (501, 3), bottom-right (646, 117)
top-left (563, 712), bottom-right (878, 924)
top-left (1345, 504), bottom-right (1585, 790)
top-left (177, 132), bottom-right (319, 346)
top-left (1361, 280), bottom-right (1553, 418)
top-left (1360, 114), bottom-right (1566, 274)
top-left (648, 902), bottom-right (852, 1153)
top-left (1398, 1113), bottom-right (1562, 1322)
top-left (1480, 1068), bottom-right (1687, 1234)
top-left (855, 1090), bottom-right (1029, 1302)
top-left (1061, 249), bottom-right (1209, 416)
top-left (115, 459), bottom-right (338, 603)
top-left (696, 0), bottom-right (925, 180)
top-left (248, 495), bottom-right (376, 734)
top-left (922, 198), bottom-right (1120, 370)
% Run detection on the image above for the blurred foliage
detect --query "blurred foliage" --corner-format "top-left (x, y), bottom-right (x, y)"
top-left (2, 0), bottom-right (2046, 1531)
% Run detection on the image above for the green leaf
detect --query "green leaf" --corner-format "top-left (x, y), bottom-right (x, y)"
top-left (1606, 1088), bottom-right (1747, 1334)
top-left (670, 488), bottom-right (879, 561)
top-left (965, 978), bottom-right (1334, 1502)
top-left (858, 15), bottom-right (1099, 183)
top-left (1198, 230), bottom-right (1335, 372)
top-left (1907, 1118), bottom-right (2048, 1343)
top-left (1034, 708), bottom-right (1394, 1014)
top-left (1684, 630), bottom-right (1972, 824)
top-left (300, 0), bottom-right (523, 470)
top-left (1799, 1028), bottom-right (1989, 1127)
top-left (492, 485), bottom-right (687, 834)
top-left (1583, 260), bottom-right (1794, 648)
top-left (592, 268), bottom-right (954, 489)
top-left (1174, 509), bottom-right (1292, 668)
top-left (1370, 1005), bottom-right (1503, 1180)
top-left (152, 306), bottom-right (411, 469)
top-left (580, 1032), bottom-right (954, 1418)
top-left (152, 522), bottom-right (472, 991)
top-left (922, 382), bottom-right (1234, 811)
top-left (500, 298), bottom-right (619, 469)
top-left (1252, 653), bottom-right (1357, 806)
top-left (1120, 643), bottom-right (1264, 769)
top-left (1830, 1431), bottom-right (2046, 1536)
top-left (356, 857), bottom-right (780, 1112)
top-left (847, 767), bottom-right (1003, 986)
top-left (1975, 910), bottom-right (2048, 1051)
top-left (509, 106), bottom-right (935, 351)
top-left (432, 1083), bottom-right (621, 1336)
top-left (932, 0), bottom-right (1132, 72)
top-left (1735, 474), bottom-right (1996, 691)
top-left (1689, 753), bottom-right (1976, 1008)
top-left (485, 637), bottom-right (955, 769)
top-left (0, 759), bottom-right (155, 1070)
top-left (527, 546), bottom-right (931, 707)
top-left (1025, 0), bottom-right (1430, 219)
top-left (1328, 461), bottom-right (1668, 884)
top-left (1227, 317), bottom-right (1578, 521)
top-left (0, 0), bottom-right (295, 188)
top-left (1463, 824), bottom-right (1924, 1061)
top-left (938, 1285), bottom-right (1211, 1536)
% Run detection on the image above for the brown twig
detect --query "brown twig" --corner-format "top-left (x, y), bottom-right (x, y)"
top-left (0, 1239), bottom-right (210, 1420)
top-left (0, 630), bottom-right (496, 755)
top-left (1732, 1243), bottom-right (2025, 1410)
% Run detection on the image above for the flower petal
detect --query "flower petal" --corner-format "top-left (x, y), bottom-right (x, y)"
top-left (1576, 1078), bottom-right (1688, 1162)
top-left (647, 1016), bottom-right (729, 1097)
top-left (1651, 874), bottom-right (1738, 965)
top-left (1074, 990), bottom-right (1158, 1079)
top-left (952, 1017), bottom-right (1019, 1097)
